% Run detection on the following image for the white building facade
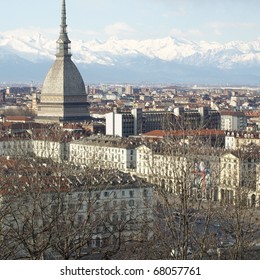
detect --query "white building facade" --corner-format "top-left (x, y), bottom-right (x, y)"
top-left (69, 137), bottom-right (137, 171)
top-left (221, 112), bottom-right (247, 131)
top-left (225, 131), bottom-right (260, 150)
top-left (219, 151), bottom-right (260, 207)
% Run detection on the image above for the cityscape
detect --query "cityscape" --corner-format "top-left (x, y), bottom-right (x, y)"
top-left (0, 0), bottom-right (260, 261)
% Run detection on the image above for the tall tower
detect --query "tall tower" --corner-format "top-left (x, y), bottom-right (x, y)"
top-left (37, 0), bottom-right (89, 123)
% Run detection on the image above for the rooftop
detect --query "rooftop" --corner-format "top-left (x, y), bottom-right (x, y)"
top-left (221, 110), bottom-right (245, 117)
top-left (71, 135), bottom-right (142, 149)
top-left (142, 129), bottom-right (225, 138)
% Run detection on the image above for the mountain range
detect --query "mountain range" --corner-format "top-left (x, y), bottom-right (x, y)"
top-left (1, 31), bottom-right (260, 85)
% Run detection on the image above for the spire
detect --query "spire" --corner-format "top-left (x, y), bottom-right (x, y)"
top-left (60, 0), bottom-right (67, 35)
top-left (56, 0), bottom-right (71, 57)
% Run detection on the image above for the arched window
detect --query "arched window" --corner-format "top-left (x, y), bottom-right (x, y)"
top-left (251, 194), bottom-right (256, 207)
top-left (161, 179), bottom-right (166, 188)
top-left (129, 200), bottom-right (135, 207)
top-left (96, 237), bottom-right (101, 247)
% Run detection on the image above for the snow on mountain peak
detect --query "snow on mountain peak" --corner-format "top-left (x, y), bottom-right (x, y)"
top-left (0, 31), bottom-right (260, 68)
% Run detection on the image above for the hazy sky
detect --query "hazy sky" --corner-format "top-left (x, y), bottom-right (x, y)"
top-left (1, 0), bottom-right (260, 42)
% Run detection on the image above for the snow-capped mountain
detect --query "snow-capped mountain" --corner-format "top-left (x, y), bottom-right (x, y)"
top-left (1, 30), bottom-right (260, 84)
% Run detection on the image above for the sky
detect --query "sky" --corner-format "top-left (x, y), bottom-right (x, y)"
top-left (1, 0), bottom-right (260, 43)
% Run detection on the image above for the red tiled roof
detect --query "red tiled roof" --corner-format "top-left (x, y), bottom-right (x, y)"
top-left (244, 111), bottom-right (260, 117)
top-left (221, 111), bottom-right (245, 117)
top-left (142, 129), bottom-right (225, 138)
top-left (5, 116), bottom-right (34, 122)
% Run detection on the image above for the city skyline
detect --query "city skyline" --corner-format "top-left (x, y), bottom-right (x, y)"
top-left (0, 1), bottom-right (260, 266)
top-left (1, 0), bottom-right (260, 43)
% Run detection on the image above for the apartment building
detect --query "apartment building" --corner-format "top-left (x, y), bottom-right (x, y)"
top-left (219, 150), bottom-right (260, 207)
top-left (106, 109), bottom-right (135, 137)
top-left (136, 143), bottom-right (220, 201)
top-left (225, 131), bottom-right (260, 150)
top-left (0, 91), bottom-right (5, 103)
top-left (0, 137), bottom-right (67, 162)
top-left (136, 144), bottom-right (187, 193)
top-left (0, 165), bottom-right (153, 258)
top-left (142, 129), bottom-right (225, 148)
top-left (105, 107), bottom-right (175, 137)
top-left (173, 106), bottom-right (221, 130)
top-left (69, 136), bottom-right (138, 171)
top-left (221, 111), bottom-right (247, 131)
top-left (1, 133), bottom-right (259, 207)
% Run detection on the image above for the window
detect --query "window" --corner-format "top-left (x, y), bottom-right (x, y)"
top-left (112, 212), bottom-right (119, 223)
top-left (95, 201), bottom-right (100, 210)
top-left (103, 201), bottom-right (109, 210)
top-left (104, 191), bottom-right (109, 197)
top-left (113, 200), bottom-right (118, 208)
top-left (78, 193), bottom-right (84, 200)
top-left (121, 212), bottom-right (127, 220)
top-left (96, 226), bottom-right (103, 234)
top-left (129, 200), bottom-right (135, 207)
top-left (95, 237), bottom-right (101, 248)
top-left (143, 210), bottom-right (148, 220)
top-left (121, 200), bottom-right (127, 209)
top-left (129, 190), bottom-right (134, 198)
top-left (77, 215), bottom-right (83, 225)
top-left (61, 203), bottom-right (67, 211)
top-left (68, 203), bottom-right (75, 211)
top-left (51, 205), bottom-right (58, 214)
top-left (79, 196), bottom-right (86, 208)
top-left (51, 194), bottom-right (58, 201)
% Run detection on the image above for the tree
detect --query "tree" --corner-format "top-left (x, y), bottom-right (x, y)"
top-left (135, 131), bottom-right (223, 259)
top-left (0, 152), bottom-right (153, 260)
top-left (216, 146), bottom-right (260, 259)
top-left (1, 124), bottom-right (259, 260)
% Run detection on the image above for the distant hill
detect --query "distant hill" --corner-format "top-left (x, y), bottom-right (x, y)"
top-left (1, 31), bottom-right (260, 85)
